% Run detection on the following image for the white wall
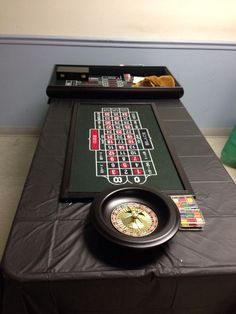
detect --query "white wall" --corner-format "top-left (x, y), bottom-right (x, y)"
top-left (1, 0), bottom-right (236, 41)
top-left (0, 37), bottom-right (236, 130)
top-left (1, 1), bottom-right (236, 130)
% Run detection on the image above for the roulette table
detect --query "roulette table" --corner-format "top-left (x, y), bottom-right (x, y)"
top-left (1, 65), bottom-right (236, 314)
top-left (61, 102), bottom-right (192, 200)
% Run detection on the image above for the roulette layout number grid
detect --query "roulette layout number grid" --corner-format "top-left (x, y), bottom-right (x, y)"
top-left (61, 102), bottom-right (193, 201)
top-left (90, 107), bottom-right (157, 186)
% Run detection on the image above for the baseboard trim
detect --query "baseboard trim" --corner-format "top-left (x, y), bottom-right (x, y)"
top-left (0, 127), bottom-right (41, 135)
top-left (200, 128), bottom-right (232, 136)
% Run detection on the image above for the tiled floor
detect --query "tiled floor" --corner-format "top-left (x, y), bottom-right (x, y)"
top-left (0, 135), bottom-right (38, 259)
top-left (205, 136), bottom-right (236, 183)
top-left (0, 135), bottom-right (235, 259)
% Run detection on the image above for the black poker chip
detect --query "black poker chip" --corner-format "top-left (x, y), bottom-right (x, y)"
top-left (90, 186), bottom-right (180, 249)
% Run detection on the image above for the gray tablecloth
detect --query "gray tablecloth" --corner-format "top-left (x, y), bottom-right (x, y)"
top-left (1, 99), bottom-right (236, 314)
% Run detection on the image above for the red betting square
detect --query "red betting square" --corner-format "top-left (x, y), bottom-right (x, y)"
top-left (109, 169), bottom-right (119, 175)
top-left (107, 156), bottom-right (117, 162)
top-left (105, 120), bottom-right (112, 125)
top-left (133, 169), bottom-right (143, 175)
top-left (127, 139), bottom-right (135, 144)
top-left (104, 112), bottom-right (110, 117)
top-left (105, 125), bottom-right (112, 130)
top-left (116, 130), bottom-right (123, 134)
top-left (126, 134), bottom-right (134, 139)
top-left (107, 150), bottom-right (116, 156)
top-left (130, 156), bottom-right (140, 161)
top-left (120, 162), bottom-right (130, 168)
top-left (117, 145), bottom-right (126, 150)
top-left (106, 139), bottom-right (115, 144)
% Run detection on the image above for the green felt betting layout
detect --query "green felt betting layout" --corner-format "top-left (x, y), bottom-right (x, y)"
top-left (67, 103), bottom-right (184, 195)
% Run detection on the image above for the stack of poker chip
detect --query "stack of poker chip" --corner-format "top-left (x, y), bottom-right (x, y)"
top-left (170, 195), bottom-right (205, 230)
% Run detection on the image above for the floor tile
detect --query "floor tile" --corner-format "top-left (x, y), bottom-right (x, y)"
top-left (0, 136), bottom-right (38, 258)
top-left (206, 136), bottom-right (236, 183)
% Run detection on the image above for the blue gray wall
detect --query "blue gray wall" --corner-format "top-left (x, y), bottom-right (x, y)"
top-left (1, 36), bottom-right (236, 129)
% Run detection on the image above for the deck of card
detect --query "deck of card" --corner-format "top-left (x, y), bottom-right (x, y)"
top-left (170, 195), bottom-right (205, 230)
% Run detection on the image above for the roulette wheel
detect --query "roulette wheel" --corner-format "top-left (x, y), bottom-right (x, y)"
top-left (90, 186), bottom-right (180, 249)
